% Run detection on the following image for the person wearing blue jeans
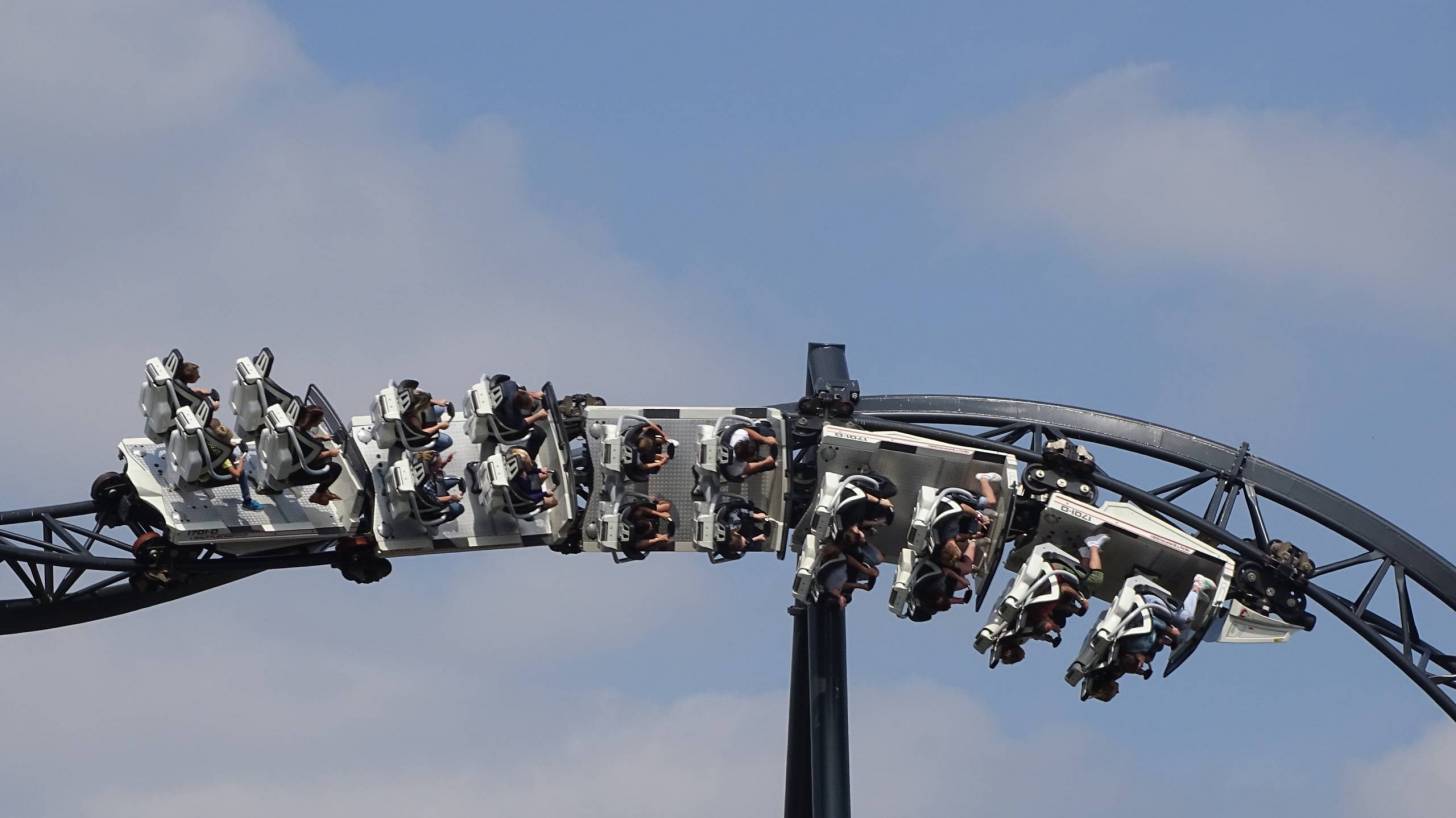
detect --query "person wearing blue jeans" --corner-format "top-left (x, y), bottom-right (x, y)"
top-left (208, 418), bottom-right (264, 512)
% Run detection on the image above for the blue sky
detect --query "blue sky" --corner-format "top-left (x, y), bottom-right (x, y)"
top-left (0, 2), bottom-right (1453, 815)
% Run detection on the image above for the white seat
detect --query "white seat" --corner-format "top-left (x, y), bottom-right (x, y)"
top-left (367, 382), bottom-right (442, 451)
top-left (974, 543), bottom-right (1083, 655)
top-left (386, 456), bottom-right (451, 529)
top-left (139, 355), bottom-right (182, 443)
top-left (368, 385), bottom-right (406, 448)
top-left (1065, 574), bottom-right (1171, 686)
top-left (162, 405), bottom-right (231, 487)
top-left (462, 375), bottom-right (534, 446)
top-left (255, 403), bottom-right (332, 490)
top-left (228, 352), bottom-right (293, 439)
top-left (792, 472), bottom-right (885, 603)
top-left (473, 449), bottom-right (514, 514)
top-left (601, 415), bottom-right (678, 480)
top-left (229, 357), bottom-right (268, 436)
top-left (694, 415), bottom-right (751, 478)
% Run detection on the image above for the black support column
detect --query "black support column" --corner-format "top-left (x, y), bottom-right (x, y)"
top-left (785, 600), bottom-right (852, 818)
top-left (784, 605), bottom-right (812, 818)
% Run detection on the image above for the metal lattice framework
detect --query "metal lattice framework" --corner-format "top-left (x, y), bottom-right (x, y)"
top-left (850, 395), bottom-right (1456, 719)
top-left (5, 343), bottom-right (1456, 818)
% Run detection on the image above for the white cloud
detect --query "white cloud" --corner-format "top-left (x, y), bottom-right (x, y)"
top-left (1345, 724), bottom-right (1456, 817)
top-left (927, 64), bottom-right (1456, 306)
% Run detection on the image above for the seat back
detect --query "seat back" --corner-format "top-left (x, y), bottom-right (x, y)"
top-left (369, 384), bottom-right (408, 448)
top-left (162, 404), bottom-right (231, 487)
top-left (139, 353), bottom-right (183, 442)
top-left (464, 375), bottom-right (533, 446)
top-left (257, 402), bottom-right (326, 488)
top-left (386, 456), bottom-right (448, 527)
top-left (229, 349), bottom-right (297, 438)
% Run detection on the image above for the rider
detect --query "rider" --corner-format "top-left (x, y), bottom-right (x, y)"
top-left (500, 380), bottom-right (549, 457)
top-left (625, 495), bottom-right (674, 552)
top-left (176, 361), bottom-right (221, 413)
top-left (205, 418), bottom-right (264, 511)
top-left (1086, 575), bottom-right (1216, 701)
top-left (403, 385), bottom-right (453, 453)
top-left (723, 505), bottom-right (769, 555)
top-left (933, 473), bottom-right (1001, 571)
top-left (507, 448), bottom-right (558, 512)
top-left (295, 405), bottom-right (346, 506)
top-left (997, 532), bottom-right (1108, 664)
top-left (722, 424), bottom-right (778, 479)
top-left (630, 421), bottom-right (672, 477)
top-left (819, 526), bottom-right (883, 609)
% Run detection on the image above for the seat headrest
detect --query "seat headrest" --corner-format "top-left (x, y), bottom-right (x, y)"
top-left (235, 357), bottom-right (263, 383)
top-left (264, 404), bottom-right (295, 431)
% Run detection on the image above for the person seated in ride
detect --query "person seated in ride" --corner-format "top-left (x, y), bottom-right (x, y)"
top-left (630, 421), bottom-right (672, 476)
top-left (936, 517), bottom-right (993, 590)
top-left (507, 447), bottom-right (558, 511)
top-left (724, 505), bottom-right (769, 555)
top-left (499, 381), bottom-right (549, 457)
top-left (836, 482), bottom-right (895, 545)
top-left (1118, 575), bottom-right (1215, 660)
top-left (415, 451), bottom-right (466, 525)
top-left (723, 425), bottom-right (778, 480)
top-left (819, 527), bottom-right (882, 609)
top-left (416, 450), bottom-right (461, 495)
top-left (295, 405), bottom-right (346, 506)
top-left (1085, 658), bottom-right (1137, 702)
top-left (910, 570), bottom-right (973, 622)
top-left (205, 419), bottom-right (264, 511)
top-left (404, 387), bottom-right (453, 453)
top-left (625, 496), bottom-right (674, 552)
top-left (177, 361), bottom-right (220, 412)
top-left (1000, 534), bottom-right (1107, 661)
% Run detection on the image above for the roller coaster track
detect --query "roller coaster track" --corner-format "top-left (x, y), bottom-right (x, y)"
top-left (2, 346), bottom-right (1452, 817)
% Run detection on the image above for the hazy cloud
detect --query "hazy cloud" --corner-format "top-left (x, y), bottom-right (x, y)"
top-left (1345, 724), bottom-right (1456, 817)
top-left (926, 64), bottom-right (1456, 308)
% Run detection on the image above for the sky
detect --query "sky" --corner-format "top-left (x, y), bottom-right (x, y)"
top-left (0, 1), bottom-right (1453, 815)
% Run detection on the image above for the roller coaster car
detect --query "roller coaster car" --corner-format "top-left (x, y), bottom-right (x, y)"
top-left (974, 543), bottom-right (1085, 656)
top-left (471, 448), bottom-right (554, 519)
top-left (463, 374), bottom-right (538, 446)
top-left (596, 493), bottom-right (675, 563)
top-left (120, 385), bottom-right (368, 555)
top-left (161, 404), bottom-right (235, 488)
top-left (139, 349), bottom-right (212, 443)
top-left (600, 415), bottom-right (678, 482)
top-left (696, 416), bottom-right (779, 483)
top-left (385, 456), bottom-right (455, 531)
top-left (693, 496), bottom-right (780, 563)
top-left (367, 381), bottom-right (451, 451)
top-left (891, 485), bottom-right (1005, 620)
top-left (580, 406), bottom-right (787, 556)
top-left (792, 426), bottom-right (1019, 604)
top-left (228, 347), bottom-right (298, 440)
top-left (256, 402), bottom-right (334, 491)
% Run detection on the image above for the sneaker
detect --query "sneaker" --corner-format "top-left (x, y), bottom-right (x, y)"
top-left (1084, 533), bottom-right (1111, 549)
top-left (242, 499), bottom-right (264, 512)
top-left (974, 472), bottom-right (1002, 483)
